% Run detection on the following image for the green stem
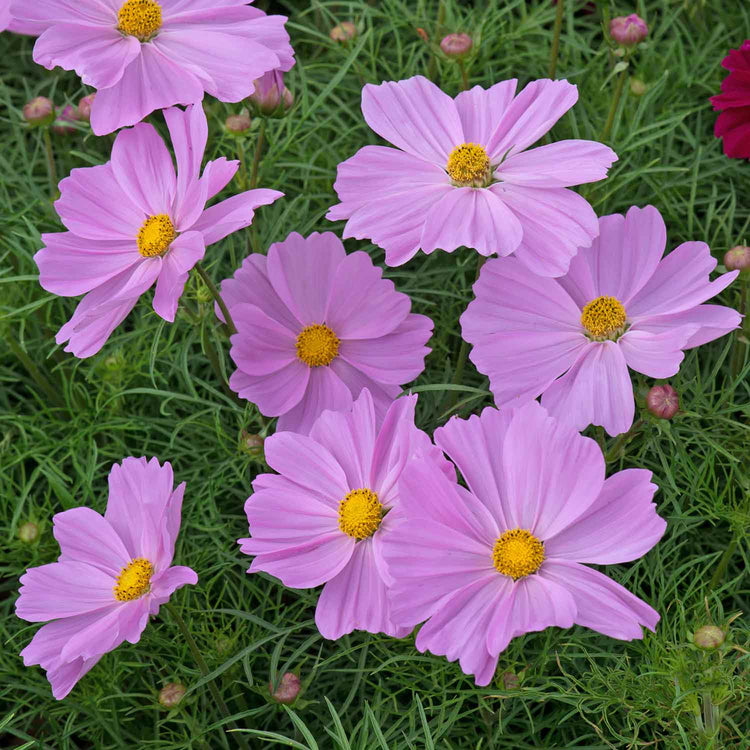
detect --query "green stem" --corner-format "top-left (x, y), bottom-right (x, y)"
top-left (548, 0), bottom-right (565, 79)
top-left (237, 144), bottom-right (247, 191)
top-left (194, 262), bottom-right (237, 336)
top-left (601, 67), bottom-right (628, 142)
top-left (730, 273), bottom-right (749, 377)
top-left (249, 119), bottom-right (266, 190)
top-left (709, 538), bottom-right (738, 590)
top-left (200, 321), bottom-right (243, 406)
top-left (6, 329), bottom-right (64, 407)
top-left (458, 58), bottom-right (469, 91)
top-left (604, 418), bottom-right (643, 463)
top-left (42, 127), bottom-right (57, 200)
top-left (164, 602), bottom-right (249, 750)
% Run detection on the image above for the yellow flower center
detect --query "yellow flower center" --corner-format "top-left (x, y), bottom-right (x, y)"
top-left (117, 0), bottom-right (163, 41)
top-left (492, 529), bottom-right (545, 580)
top-left (137, 214), bottom-right (176, 258)
top-left (338, 488), bottom-right (383, 539)
top-left (446, 142), bottom-right (492, 187)
top-left (113, 557), bottom-right (154, 601)
top-left (580, 295), bottom-right (627, 340)
top-left (295, 324), bottom-right (340, 367)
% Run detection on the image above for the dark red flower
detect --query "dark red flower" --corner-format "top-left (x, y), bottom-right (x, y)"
top-left (711, 41), bottom-right (750, 158)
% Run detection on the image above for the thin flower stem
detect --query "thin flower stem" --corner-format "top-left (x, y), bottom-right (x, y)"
top-left (200, 320), bottom-right (243, 407)
top-left (164, 602), bottom-right (249, 750)
top-left (601, 67), bottom-right (628, 142)
top-left (6, 329), bottom-right (64, 408)
top-left (709, 537), bottom-right (737, 590)
top-left (458, 58), bottom-right (469, 91)
top-left (237, 144), bottom-right (247, 191)
top-left (548, 0), bottom-right (565, 79)
top-left (730, 274), bottom-right (749, 377)
top-left (194, 262), bottom-right (237, 336)
top-left (604, 419), bottom-right (643, 463)
top-left (249, 119), bottom-right (266, 190)
top-left (42, 127), bottom-right (57, 200)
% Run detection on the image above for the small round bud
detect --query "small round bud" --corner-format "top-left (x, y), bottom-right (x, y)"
top-left (694, 625), bottom-right (725, 650)
top-left (159, 682), bottom-right (186, 708)
top-left (610, 14), bottom-right (648, 46)
top-left (630, 78), bottom-right (647, 96)
top-left (52, 105), bottom-right (77, 135)
top-left (647, 384), bottom-right (679, 420)
top-left (502, 671), bottom-right (519, 689)
top-left (18, 522), bottom-right (39, 543)
top-left (724, 245), bottom-right (750, 272)
top-left (77, 94), bottom-right (95, 122)
top-left (23, 96), bottom-right (55, 127)
top-left (240, 431), bottom-right (265, 457)
top-left (416, 27), bottom-right (429, 42)
top-left (268, 672), bottom-right (300, 704)
top-left (440, 33), bottom-right (473, 58)
top-left (226, 111), bottom-right (251, 134)
top-left (330, 21), bottom-right (357, 43)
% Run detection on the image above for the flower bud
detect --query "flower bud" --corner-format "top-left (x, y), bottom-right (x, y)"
top-left (502, 671), bottom-right (519, 689)
top-left (330, 21), bottom-right (357, 43)
top-left (159, 682), bottom-right (186, 708)
top-left (416, 27), bottom-right (429, 42)
top-left (610, 14), bottom-right (648, 46)
top-left (440, 33), bottom-right (473, 58)
top-left (226, 111), bottom-right (251, 134)
top-left (249, 70), bottom-right (293, 116)
top-left (724, 245), bottom-right (750, 272)
top-left (240, 430), bottom-right (265, 458)
top-left (646, 384), bottom-right (679, 420)
top-left (23, 96), bottom-right (55, 127)
top-left (694, 625), bottom-right (725, 650)
top-left (77, 94), bottom-right (95, 122)
top-left (18, 522), bottom-right (39, 543)
top-left (630, 78), bottom-right (647, 96)
top-left (52, 105), bottom-right (77, 135)
top-left (268, 672), bottom-right (300, 704)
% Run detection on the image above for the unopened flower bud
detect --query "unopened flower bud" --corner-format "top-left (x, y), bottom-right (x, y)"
top-left (502, 671), bottom-right (519, 689)
top-left (159, 682), bottom-right (186, 708)
top-left (77, 94), bottom-right (95, 122)
top-left (610, 14), bottom-right (648, 46)
top-left (240, 430), bottom-right (265, 457)
top-left (268, 672), bottom-right (300, 704)
top-left (647, 384), bottom-right (679, 420)
top-left (440, 33), bottom-right (473, 58)
top-left (330, 21), bottom-right (357, 43)
top-left (724, 245), bottom-right (750, 272)
top-left (416, 27), bottom-right (429, 42)
top-left (694, 625), bottom-right (725, 650)
top-left (250, 70), bottom-right (293, 116)
top-left (226, 111), bottom-right (251, 134)
top-left (52, 105), bottom-right (77, 135)
top-left (23, 96), bottom-right (55, 127)
top-left (630, 78), bottom-right (647, 96)
top-left (18, 522), bottom-right (39, 543)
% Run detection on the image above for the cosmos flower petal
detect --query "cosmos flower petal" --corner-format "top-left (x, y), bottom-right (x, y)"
top-left (627, 241), bottom-right (739, 319)
top-left (501, 401), bottom-right (605, 538)
top-left (453, 80), bottom-right (518, 145)
top-left (152, 249), bottom-right (191, 322)
top-left (634, 304), bottom-right (741, 349)
top-left (420, 187), bottom-right (524, 257)
top-left (415, 575), bottom-right (507, 686)
top-left (164, 103), bottom-right (207, 191)
top-left (494, 184), bottom-right (599, 278)
top-left (229, 303), bottom-right (297, 376)
top-left (316, 539), bottom-right (410, 639)
top-left (361, 75), bottom-right (464, 164)
top-left (90, 44), bottom-right (205, 136)
top-left (498, 140), bottom-right (617, 188)
top-left (33, 23), bottom-right (140, 90)
top-left (542, 560), bottom-right (660, 639)
top-left (713, 106), bottom-right (750, 158)
top-left (198, 156), bottom-right (239, 201)
top-left (59, 603), bottom-right (137, 663)
top-left (541, 342), bottom-right (635, 436)
top-left (35, 232), bottom-right (140, 297)
top-left (14, 0), bottom-right (118, 28)
top-left (229, 360), bottom-right (310, 416)
top-left (148, 567), bottom-right (199, 614)
top-left (545, 469), bottom-right (664, 564)
top-left (328, 358), bottom-right (401, 426)
top-left (111, 122), bottom-right (176, 216)
top-left (617, 326), bottom-right (695, 378)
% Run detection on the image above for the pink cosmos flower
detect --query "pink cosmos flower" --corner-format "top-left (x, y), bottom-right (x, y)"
top-left (221, 231), bottom-right (433, 435)
top-left (710, 40), bottom-right (750, 159)
top-left (12, 0), bottom-right (294, 135)
top-left (35, 102), bottom-right (282, 358)
top-left (16, 457), bottom-right (197, 700)
top-left (381, 401), bottom-right (666, 686)
top-left (326, 75), bottom-right (617, 274)
top-left (239, 389), bottom-right (452, 640)
top-left (461, 205), bottom-right (740, 436)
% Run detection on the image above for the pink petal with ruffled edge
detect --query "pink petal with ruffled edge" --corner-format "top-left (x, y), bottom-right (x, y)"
top-left (635, 304), bottom-right (741, 349)
top-left (229, 359), bottom-right (310, 416)
top-left (152, 231), bottom-right (206, 322)
top-left (453, 80), bottom-right (518, 145)
top-left (229, 303), bottom-right (297, 376)
top-left (328, 358), bottom-right (401, 426)
top-left (617, 326), bottom-right (696, 378)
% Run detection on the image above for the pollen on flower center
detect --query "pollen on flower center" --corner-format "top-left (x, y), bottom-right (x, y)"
top-left (581, 295), bottom-right (627, 340)
top-left (113, 557), bottom-right (154, 601)
top-left (492, 529), bottom-right (544, 579)
top-left (117, 0), bottom-right (163, 41)
top-left (137, 214), bottom-right (175, 258)
top-left (446, 142), bottom-right (491, 187)
top-left (338, 488), bottom-right (383, 539)
top-left (295, 324), bottom-right (340, 367)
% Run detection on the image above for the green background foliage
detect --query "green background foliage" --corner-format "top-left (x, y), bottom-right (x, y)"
top-left (1, 0), bottom-right (748, 747)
